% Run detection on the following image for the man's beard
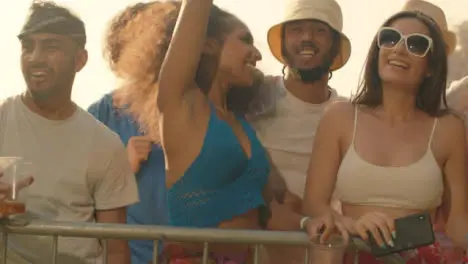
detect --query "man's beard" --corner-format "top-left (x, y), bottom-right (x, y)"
top-left (283, 51), bottom-right (333, 83)
top-left (26, 81), bottom-right (61, 102)
top-left (25, 62), bottom-right (74, 102)
top-left (29, 89), bottom-right (55, 101)
top-left (290, 64), bottom-right (331, 83)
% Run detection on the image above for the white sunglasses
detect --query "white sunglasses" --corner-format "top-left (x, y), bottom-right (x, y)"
top-left (377, 27), bottom-right (433, 57)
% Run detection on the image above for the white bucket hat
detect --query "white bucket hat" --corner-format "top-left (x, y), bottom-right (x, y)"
top-left (267, 0), bottom-right (351, 71)
top-left (401, 0), bottom-right (456, 54)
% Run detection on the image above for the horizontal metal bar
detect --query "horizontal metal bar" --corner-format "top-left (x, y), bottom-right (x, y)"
top-left (0, 221), bottom-right (310, 246)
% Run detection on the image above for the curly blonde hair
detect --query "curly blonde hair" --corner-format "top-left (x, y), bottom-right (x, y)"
top-left (104, 1), bottom-right (263, 142)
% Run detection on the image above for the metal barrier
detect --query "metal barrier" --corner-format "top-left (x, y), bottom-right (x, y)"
top-left (0, 220), bottom-right (312, 264)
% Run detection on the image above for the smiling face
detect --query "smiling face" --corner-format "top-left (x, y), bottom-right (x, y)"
top-left (20, 33), bottom-right (87, 100)
top-left (353, 11), bottom-right (449, 116)
top-left (282, 19), bottom-right (336, 70)
top-left (377, 18), bottom-right (432, 92)
top-left (217, 21), bottom-right (262, 87)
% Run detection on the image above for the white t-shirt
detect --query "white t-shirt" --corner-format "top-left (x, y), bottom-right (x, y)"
top-left (447, 76), bottom-right (468, 139)
top-left (0, 96), bottom-right (139, 264)
top-left (250, 76), bottom-right (346, 198)
top-left (447, 76), bottom-right (468, 114)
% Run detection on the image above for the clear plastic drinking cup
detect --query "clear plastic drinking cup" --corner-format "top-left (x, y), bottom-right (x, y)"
top-left (309, 234), bottom-right (347, 264)
top-left (0, 157), bottom-right (33, 217)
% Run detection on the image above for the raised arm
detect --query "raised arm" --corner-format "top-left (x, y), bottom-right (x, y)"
top-left (157, 0), bottom-right (213, 112)
top-left (303, 102), bottom-right (347, 217)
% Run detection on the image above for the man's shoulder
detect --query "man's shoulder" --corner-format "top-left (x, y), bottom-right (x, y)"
top-left (76, 107), bottom-right (123, 150)
top-left (330, 90), bottom-right (349, 102)
top-left (76, 108), bottom-right (128, 180)
top-left (76, 108), bottom-right (138, 211)
top-left (0, 95), bottom-right (20, 108)
top-left (261, 75), bottom-right (285, 93)
top-left (263, 75), bottom-right (282, 85)
top-left (448, 76), bottom-right (468, 94)
top-left (0, 96), bottom-right (23, 121)
top-left (447, 75), bottom-right (468, 110)
top-left (247, 75), bottom-right (284, 118)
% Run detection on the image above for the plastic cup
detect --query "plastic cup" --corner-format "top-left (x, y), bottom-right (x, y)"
top-left (309, 234), bottom-right (347, 264)
top-left (0, 157), bottom-right (33, 217)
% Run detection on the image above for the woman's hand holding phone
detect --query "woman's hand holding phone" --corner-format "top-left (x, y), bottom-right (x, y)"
top-left (354, 212), bottom-right (396, 249)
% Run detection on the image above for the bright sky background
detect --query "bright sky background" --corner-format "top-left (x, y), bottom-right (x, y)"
top-left (0, 0), bottom-right (464, 108)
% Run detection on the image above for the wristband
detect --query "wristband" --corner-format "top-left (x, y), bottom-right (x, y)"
top-left (300, 216), bottom-right (311, 230)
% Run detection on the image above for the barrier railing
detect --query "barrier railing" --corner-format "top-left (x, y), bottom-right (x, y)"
top-left (0, 220), bottom-right (311, 264)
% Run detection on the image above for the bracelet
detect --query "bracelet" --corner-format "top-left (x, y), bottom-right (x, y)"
top-left (300, 216), bottom-right (311, 230)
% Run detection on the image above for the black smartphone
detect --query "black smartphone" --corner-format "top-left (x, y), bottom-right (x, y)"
top-left (368, 212), bottom-right (435, 257)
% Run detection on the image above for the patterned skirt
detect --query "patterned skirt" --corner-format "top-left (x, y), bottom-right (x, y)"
top-left (163, 244), bottom-right (251, 264)
top-left (343, 242), bottom-right (447, 263)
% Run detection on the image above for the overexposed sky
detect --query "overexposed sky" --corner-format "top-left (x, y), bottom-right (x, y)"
top-left (0, 0), bottom-right (464, 107)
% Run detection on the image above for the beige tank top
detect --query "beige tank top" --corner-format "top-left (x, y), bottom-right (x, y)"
top-left (335, 108), bottom-right (444, 210)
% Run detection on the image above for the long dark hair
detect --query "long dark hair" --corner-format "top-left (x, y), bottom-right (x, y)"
top-left (104, 1), bottom-right (261, 141)
top-left (352, 11), bottom-right (449, 117)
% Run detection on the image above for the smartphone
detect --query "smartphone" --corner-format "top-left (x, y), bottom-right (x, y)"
top-left (368, 212), bottom-right (435, 257)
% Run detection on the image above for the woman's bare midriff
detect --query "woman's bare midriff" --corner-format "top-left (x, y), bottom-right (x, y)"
top-left (213, 208), bottom-right (261, 254)
top-left (342, 203), bottom-right (437, 222)
top-left (218, 208), bottom-right (261, 229)
top-left (167, 208), bottom-right (261, 259)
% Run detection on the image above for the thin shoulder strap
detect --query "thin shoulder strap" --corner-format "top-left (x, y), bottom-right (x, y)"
top-left (352, 106), bottom-right (358, 143)
top-left (427, 118), bottom-right (438, 147)
top-left (207, 100), bottom-right (217, 115)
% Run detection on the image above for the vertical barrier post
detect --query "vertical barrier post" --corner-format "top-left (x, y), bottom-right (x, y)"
top-left (152, 240), bottom-right (159, 264)
top-left (51, 235), bottom-right (58, 264)
top-left (101, 239), bottom-right (108, 264)
top-left (1, 231), bottom-right (7, 264)
top-left (253, 244), bottom-right (260, 264)
top-left (202, 242), bottom-right (209, 264)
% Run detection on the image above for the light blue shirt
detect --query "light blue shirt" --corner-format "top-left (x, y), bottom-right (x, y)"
top-left (88, 93), bottom-right (168, 264)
